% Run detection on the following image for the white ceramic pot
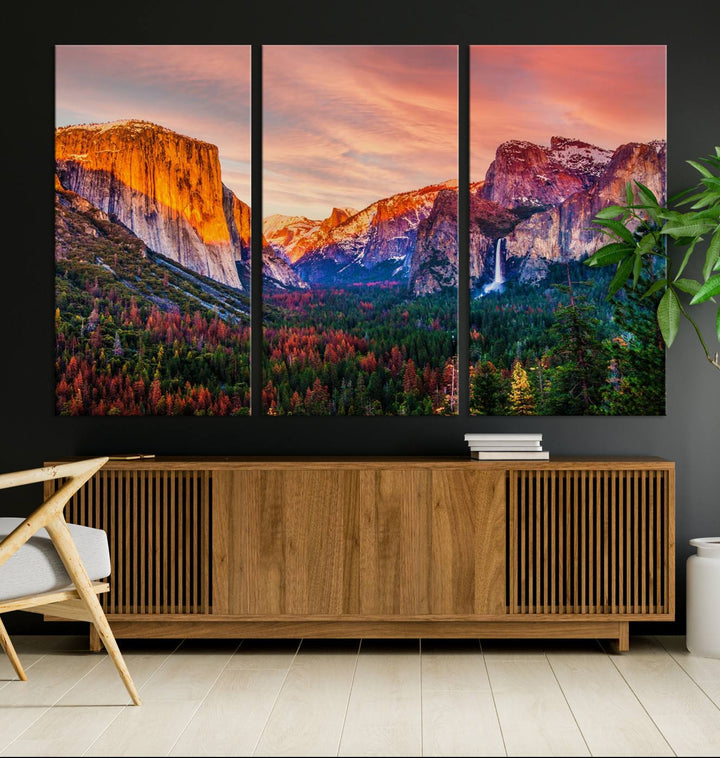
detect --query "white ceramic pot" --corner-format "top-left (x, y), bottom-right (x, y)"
top-left (686, 537), bottom-right (720, 658)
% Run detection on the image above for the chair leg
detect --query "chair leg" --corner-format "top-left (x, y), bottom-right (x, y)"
top-left (45, 516), bottom-right (142, 705)
top-left (0, 616), bottom-right (27, 681)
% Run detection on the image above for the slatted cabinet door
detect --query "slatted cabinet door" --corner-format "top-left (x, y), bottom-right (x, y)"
top-left (212, 467), bottom-right (506, 618)
top-left (507, 467), bottom-right (673, 618)
top-left (47, 467), bottom-right (212, 616)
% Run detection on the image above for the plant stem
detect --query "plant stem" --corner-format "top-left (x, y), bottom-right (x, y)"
top-left (674, 293), bottom-right (720, 372)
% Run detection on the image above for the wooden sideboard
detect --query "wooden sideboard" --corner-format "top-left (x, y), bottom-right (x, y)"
top-left (43, 457), bottom-right (675, 651)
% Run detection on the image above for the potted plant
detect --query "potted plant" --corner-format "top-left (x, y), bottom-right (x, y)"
top-left (585, 146), bottom-right (720, 372)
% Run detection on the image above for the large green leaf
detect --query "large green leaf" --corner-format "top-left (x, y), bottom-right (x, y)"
top-left (657, 289), bottom-right (680, 347)
top-left (632, 254), bottom-right (643, 288)
top-left (641, 278), bottom-right (668, 300)
top-left (699, 176), bottom-right (720, 190)
top-left (675, 238), bottom-right (699, 279)
top-left (661, 219), bottom-right (715, 238)
top-left (689, 274), bottom-right (720, 305)
top-left (704, 227), bottom-right (720, 280)
top-left (634, 182), bottom-right (660, 221)
top-left (636, 233), bottom-right (660, 254)
top-left (690, 193), bottom-right (720, 210)
top-left (673, 278), bottom-right (701, 296)
top-left (625, 181), bottom-right (634, 206)
top-left (593, 219), bottom-right (636, 245)
top-left (594, 205), bottom-right (626, 220)
top-left (687, 159), bottom-right (714, 178)
top-left (608, 257), bottom-right (635, 298)
top-left (585, 243), bottom-right (634, 267)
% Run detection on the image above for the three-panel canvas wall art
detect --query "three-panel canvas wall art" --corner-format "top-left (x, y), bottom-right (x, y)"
top-left (54, 44), bottom-right (667, 416)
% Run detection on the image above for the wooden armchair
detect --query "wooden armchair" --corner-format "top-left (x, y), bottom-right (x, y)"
top-left (0, 457), bottom-right (141, 705)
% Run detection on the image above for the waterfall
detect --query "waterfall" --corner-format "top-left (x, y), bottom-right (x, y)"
top-left (479, 238), bottom-right (505, 296)
top-left (493, 238), bottom-right (504, 285)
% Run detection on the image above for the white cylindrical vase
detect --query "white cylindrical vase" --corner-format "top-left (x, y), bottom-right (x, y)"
top-left (686, 537), bottom-right (720, 658)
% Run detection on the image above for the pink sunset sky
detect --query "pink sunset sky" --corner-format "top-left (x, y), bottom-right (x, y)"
top-left (471, 45), bottom-right (666, 181)
top-left (55, 45), bottom-right (252, 201)
top-left (263, 45), bottom-right (458, 219)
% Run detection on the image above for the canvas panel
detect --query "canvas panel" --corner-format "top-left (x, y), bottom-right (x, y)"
top-left (54, 44), bottom-right (252, 416)
top-left (262, 44), bottom-right (459, 416)
top-left (469, 44), bottom-right (667, 416)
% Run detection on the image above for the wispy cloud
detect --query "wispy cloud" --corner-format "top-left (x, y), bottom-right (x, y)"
top-left (263, 45), bottom-right (458, 219)
top-left (470, 45), bottom-right (666, 181)
top-left (55, 45), bottom-right (252, 201)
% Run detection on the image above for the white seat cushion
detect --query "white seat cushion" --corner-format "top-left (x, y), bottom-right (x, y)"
top-left (0, 517), bottom-right (111, 602)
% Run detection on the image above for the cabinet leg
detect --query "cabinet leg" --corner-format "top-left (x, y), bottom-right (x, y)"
top-left (607, 622), bottom-right (630, 654)
top-left (89, 625), bottom-right (102, 652)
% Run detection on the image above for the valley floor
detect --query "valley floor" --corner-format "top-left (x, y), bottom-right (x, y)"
top-left (0, 634), bottom-right (718, 756)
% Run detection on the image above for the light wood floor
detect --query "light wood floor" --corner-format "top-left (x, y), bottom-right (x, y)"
top-left (0, 634), bottom-right (718, 756)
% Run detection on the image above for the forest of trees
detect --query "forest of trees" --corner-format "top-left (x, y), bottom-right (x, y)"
top-left (55, 208), bottom-right (251, 415)
top-left (262, 285), bottom-right (458, 415)
top-left (469, 261), bottom-right (665, 415)
top-left (56, 204), bottom-right (663, 417)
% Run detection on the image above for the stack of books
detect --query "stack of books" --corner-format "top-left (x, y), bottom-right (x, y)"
top-left (464, 433), bottom-right (549, 460)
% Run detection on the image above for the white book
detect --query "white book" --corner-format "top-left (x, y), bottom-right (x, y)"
top-left (464, 433), bottom-right (542, 441)
top-left (469, 445), bottom-right (543, 452)
top-left (468, 441), bottom-right (542, 447)
top-left (471, 451), bottom-right (550, 460)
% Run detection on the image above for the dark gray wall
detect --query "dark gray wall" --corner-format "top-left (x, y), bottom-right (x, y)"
top-left (3, 0), bottom-right (718, 634)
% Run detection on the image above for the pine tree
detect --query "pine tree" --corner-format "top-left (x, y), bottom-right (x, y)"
top-left (603, 272), bottom-right (665, 414)
top-left (470, 361), bottom-right (509, 415)
top-left (508, 360), bottom-right (536, 415)
top-left (546, 273), bottom-right (609, 415)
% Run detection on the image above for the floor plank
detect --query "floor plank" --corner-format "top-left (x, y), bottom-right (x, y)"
top-left (169, 668), bottom-right (289, 757)
top-left (0, 705), bottom-right (124, 757)
top-left (84, 700), bottom-right (203, 757)
top-left (1, 642), bottom-right (180, 756)
top-left (59, 640), bottom-right (180, 706)
top-left (605, 636), bottom-right (720, 757)
top-left (0, 649), bottom-right (106, 753)
top-left (657, 635), bottom-right (720, 708)
top-left (422, 689), bottom-right (506, 757)
top-left (226, 639), bottom-right (301, 671)
top-left (546, 644), bottom-right (673, 756)
top-left (421, 639), bottom-right (490, 691)
top-left (138, 639), bottom-right (239, 703)
top-left (0, 650), bottom-right (43, 686)
top-left (84, 640), bottom-right (240, 757)
top-left (254, 639), bottom-right (360, 757)
top-left (339, 640), bottom-right (422, 757)
top-left (485, 655), bottom-right (590, 756)
top-left (0, 649), bottom-right (104, 707)
top-left (421, 639), bottom-right (505, 757)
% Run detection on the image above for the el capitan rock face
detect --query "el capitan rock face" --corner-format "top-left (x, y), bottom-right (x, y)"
top-left (55, 120), bottom-right (249, 290)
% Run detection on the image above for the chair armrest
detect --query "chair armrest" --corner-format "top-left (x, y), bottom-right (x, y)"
top-left (0, 457), bottom-right (108, 491)
top-left (0, 457), bottom-right (108, 569)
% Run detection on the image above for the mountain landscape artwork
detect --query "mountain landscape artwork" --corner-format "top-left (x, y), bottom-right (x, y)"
top-left (468, 45), bottom-right (667, 415)
top-left (54, 43), bottom-right (666, 418)
top-left (262, 45), bottom-right (459, 415)
top-left (54, 45), bottom-right (252, 415)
